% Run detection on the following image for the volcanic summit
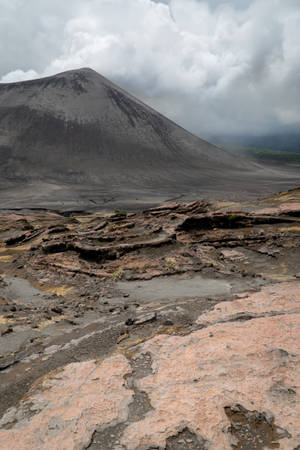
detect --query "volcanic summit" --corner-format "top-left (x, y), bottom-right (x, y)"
top-left (0, 68), bottom-right (298, 209)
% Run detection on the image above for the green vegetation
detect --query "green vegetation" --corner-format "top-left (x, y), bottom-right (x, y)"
top-left (114, 209), bottom-right (128, 216)
top-left (165, 257), bottom-right (177, 270)
top-left (244, 148), bottom-right (300, 164)
top-left (112, 267), bottom-right (125, 280)
top-left (224, 145), bottom-right (300, 165)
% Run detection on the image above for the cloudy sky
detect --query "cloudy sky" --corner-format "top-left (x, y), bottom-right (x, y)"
top-left (0, 0), bottom-right (299, 137)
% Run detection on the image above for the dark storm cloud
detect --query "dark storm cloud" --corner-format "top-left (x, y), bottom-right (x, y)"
top-left (0, 0), bottom-right (299, 136)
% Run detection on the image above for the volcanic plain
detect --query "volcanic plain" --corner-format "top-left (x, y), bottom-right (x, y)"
top-left (0, 188), bottom-right (299, 449)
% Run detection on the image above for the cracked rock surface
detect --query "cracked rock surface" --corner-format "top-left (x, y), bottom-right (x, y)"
top-left (0, 188), bottom-right (299, 449)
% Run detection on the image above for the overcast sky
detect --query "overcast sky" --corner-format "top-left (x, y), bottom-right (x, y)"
top-left (0, 0), bottom-right (299, 137)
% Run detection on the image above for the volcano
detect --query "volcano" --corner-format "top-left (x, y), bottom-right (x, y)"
top-left (0, 68), bottom-right (298, 209)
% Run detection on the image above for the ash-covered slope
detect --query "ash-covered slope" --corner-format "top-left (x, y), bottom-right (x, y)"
top-left (0, 68), bottom-right (298, 209)
top-left (0, 68), bottom-right (244, 182)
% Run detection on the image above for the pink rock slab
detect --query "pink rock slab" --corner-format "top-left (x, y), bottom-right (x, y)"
top-left (197, 281), bottom-right (300, 326)
top-left (255, 202), bottom-right (300, 216)
top-left (0, 356), bottom-right (132, 450)
top-left (0, 283), bottom-right (299, 449)
top-left (121, 282), bottom-right (300, 449)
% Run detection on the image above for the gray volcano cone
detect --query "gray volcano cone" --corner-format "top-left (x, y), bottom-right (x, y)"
top-left (0, 68), bottom-right (297, 209)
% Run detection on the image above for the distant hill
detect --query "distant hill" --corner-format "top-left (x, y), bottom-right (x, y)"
top-left (211, 133), bottom-right (300, 152)
top-left (210, 133), bottom-right (300, 165)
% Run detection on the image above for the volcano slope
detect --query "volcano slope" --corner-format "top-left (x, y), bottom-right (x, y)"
top-left (0, 68), bottom-right (299, 210)
top-left (0, 188), bottom-right (299, 449)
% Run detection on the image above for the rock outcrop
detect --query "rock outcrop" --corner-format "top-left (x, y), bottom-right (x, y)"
top-left (0, 189), bottom-right (299, 449)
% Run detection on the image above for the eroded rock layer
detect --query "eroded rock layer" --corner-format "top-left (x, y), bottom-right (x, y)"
top-left (0, 188), bottom-right (299, 449)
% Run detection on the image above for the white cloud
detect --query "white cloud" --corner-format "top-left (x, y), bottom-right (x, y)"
top-left (0, 0), bottom-right (299, 136)
top-left (1, 69), bottom-right (39, 83)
